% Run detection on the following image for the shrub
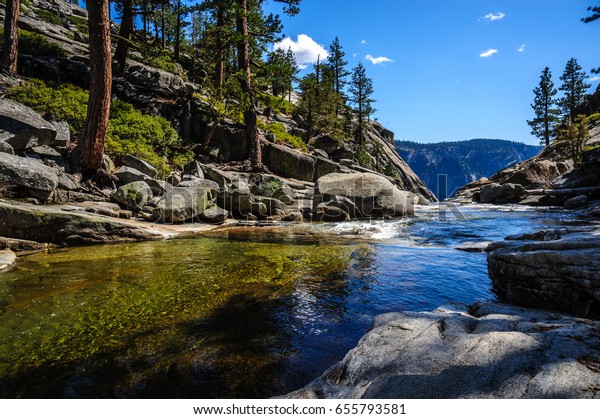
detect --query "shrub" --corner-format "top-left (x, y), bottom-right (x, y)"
top-left (258, 93), bottom-right (296, 115)
top-left (0, 28), bottom-right (67, 58)
top-left (9, 80), bottom-right (193, 177)
top-left (356, 144), bottom-right (372, 168)
top-left (33, 8), bottom-right (64, 27)
top-left (258, 121), bottom-right (307, 151)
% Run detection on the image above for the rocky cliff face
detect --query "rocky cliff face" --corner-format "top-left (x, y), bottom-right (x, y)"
top-left (0, 0), bottom-right (435, 202)
top-left (396, 139), bottom-right (542, 199)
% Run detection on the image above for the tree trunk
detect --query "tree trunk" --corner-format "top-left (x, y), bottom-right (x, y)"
top-left (174, 0), bottom-right (181, 61)
top-left (213, 4), bottom-right (226, 88)
top-left (114, 0), bottom-right (134, 72)
top-left (161, 2), bottom-right (166, 49)
top-left (2, 0), bottom-right (20, 75)
top-left (237, 0), bottom-right (261, 171)
top-left (71, 0), bottom-right (112, 175)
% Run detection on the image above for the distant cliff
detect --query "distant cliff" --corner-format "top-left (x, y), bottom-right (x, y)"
top-left (396, 139), bottom-right (542, 199)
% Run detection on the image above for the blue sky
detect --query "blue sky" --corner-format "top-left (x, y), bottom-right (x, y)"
top-left (265, 0), bottom-right (600, 145)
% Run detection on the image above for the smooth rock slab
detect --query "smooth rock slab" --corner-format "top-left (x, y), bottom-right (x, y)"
top-left (283, 302), bottom-right (600, 399)
top-left (488, 229), bottom-right (600, 319)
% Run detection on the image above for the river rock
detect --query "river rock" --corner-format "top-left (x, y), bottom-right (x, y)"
top-left (121, 154), bottom-right (159, 178)
top-left (153, 183), bottom-right (215, 223)
top-left (112, 181), bottom-right (154, 211)
top-left (144, 178), bottom-right (174, 196)
top-left (0, 236), bottom-right (47, 252)
top-left (488, 228), bottom-right (600, 319)
top-left (479, 183), bottom-right (526, 204)
top-left (0, 99), bottom-right (58, 151)
top-left (283, 302), bottom-right (600, 399)
top-left (315, 172), bottom-right (414, 218)
top-left (564, 195), bottom-right (588, 210)
top-left (0, 249), bottom-right (17, 271)
top-left (0, 152), bottom-right (59, 200)
top-left (0, 200), bottom-right (163, 245)
top-left (199, 206), bottom-right (229, 224)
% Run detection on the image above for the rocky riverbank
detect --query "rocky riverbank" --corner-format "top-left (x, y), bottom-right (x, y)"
top-left (283, 302), bottom-right (600, 399)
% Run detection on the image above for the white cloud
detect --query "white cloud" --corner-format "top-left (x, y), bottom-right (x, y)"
top-left (483, 12), bottom-right (506, 21)
top-left (589, 76), bottom-right (600, 82)
top-left (365, 54), bottom-right (394, 65)
top-left (361, 40), bottom-right (368, 45)
top-left (273, 34), bottom-right (328, 69)
top-left (518, 44), bottom-right (525, 53)
top-left (480, 48), bottom-right (498, 58)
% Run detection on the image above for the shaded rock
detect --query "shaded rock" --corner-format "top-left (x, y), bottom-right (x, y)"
top-left (166, 172), bottom-right (182, 187)
top-left (488, 229), bottom-right (600, 319)
top-left (0, 200), bottom-right (163, 245)
top-left (112, 181), bottom-right (153, 211)
top-left (183, 160), bottom-right (205, 179)
top-left (115, 166), bottom-right (149, 185)
top-left (283, 302), bottom-right (600, 399)
top-left (249, 174), bottom-right (295, 204)
top-left (176, 178), bottom-right (219, 197)
top-left (518, 194), bottom-right (562, 207)
top-left (0, 152), bottom-right (59, 200)
top-left (56, 171), bottom-right (80, 191)
top-left (144, 178), bottom-right (174, 196)
top-left (0, 99), bottom-right (57, 150)
top-left (0, 236), bottom-right (47, 253)
top-left (314, 157), bottom-right (342, 181)
top-left (310, 135), bottom-right (340, 155)
top-left (48, 120), bottom-right (70, 147)
top-left (479, 183), bottom-right (526, 204)
top-left (263, 142), bottom-right (315, 182)
top-left (126, 63), bottom-right (186, 94)
top-left (199, 206), bottom-right (229, 224)
top-left (0, 141), bottom-right (15, 155)
top-left (315, 172), bottom-right (414, 218)
top-left (121, 154), bottom-right (159, 178)
top-left (331, 148), bottom-right (354, 162)
top-left (313, 203), bottom-right (351, 222)
top-left (312, 148), bottom-right (329, 159)
top-left (102, 154), bottom-right (116, 174)
top-left (564, 195), bottom-right (588, 210)
top-left (153, 184), bottom-right (215, 223)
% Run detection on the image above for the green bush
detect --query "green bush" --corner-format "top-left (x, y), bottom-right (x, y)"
top-left (67, 14), bottom-right (88, 34)
top-left (33, 8), bottom-right (64, 27)
top-left (259, 121), bottom-right (307, 151)
top-left (0, 28), bottom-right (67, 58)
top-left (9, 80), bottom-right (193, 177)
top-left (258, 93), bottom-right (296, 115)
top-left (356, 145), bottom-right (373, 168)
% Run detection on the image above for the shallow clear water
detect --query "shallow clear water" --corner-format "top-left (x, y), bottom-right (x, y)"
top-left (0, 205), bottom-right (574, 398)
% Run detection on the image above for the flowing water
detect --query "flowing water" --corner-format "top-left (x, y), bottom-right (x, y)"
top-left (0, 205), bottom-right (574, 398)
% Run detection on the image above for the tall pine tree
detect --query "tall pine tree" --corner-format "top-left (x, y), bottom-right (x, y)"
top-left (349, 62), bottom-right (376, 145)
top-left (527, 67), bottom-right (560, 147)
top-left (558, 58), bottom-right (591, 121)
top-left (2, 0), bottom-right (20, 75)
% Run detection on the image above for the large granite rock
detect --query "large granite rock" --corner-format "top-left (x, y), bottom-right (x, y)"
top-left (479, 183), bottom-right (526, 204)
top-left (488, 228), bottom-right (600, 319)
top-left (0, 200), bottom-right (163, 245)
top-left (315, 172), bottom-right (414, 218)
top-left (112, 181), bottom-right (154, 211)
top-left (283, 302), bottom-right (600, 399)
top-left (152, 182), bottom-right (217, 223)
top-left (0, 153), bottom-right (59, 200)
top-left (310, 135), bottom-right (340, 155)
top-left (121, 154), bottom-right (159, 178)
top-left (0, 99), bottom-right (58, 150)
top-left (263, 142), bottom-right (316, 182)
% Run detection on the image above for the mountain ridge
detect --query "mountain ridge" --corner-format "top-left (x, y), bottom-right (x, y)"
top-left (396, 139), bottom-right (543, 199)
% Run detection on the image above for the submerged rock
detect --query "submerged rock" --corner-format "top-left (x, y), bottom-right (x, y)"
top-left (283, 302), bottom-right (600, 399)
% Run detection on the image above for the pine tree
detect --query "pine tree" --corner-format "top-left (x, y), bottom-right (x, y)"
top-left (527, 67), bottom-right (560, 147)
top-left (114, 0), bottom-right (135, 72)
top-left (558, 58), bottom-right (591, 121)
top-left (582, 5), bottom-right (600, 73)
top-left (2, 0), bottom-right (20, 75)
top-left (349, 62), bottom-right (376, 145)
top-left (327, 36), bottom-right (350, 96)
top-left (71, 0), bottom-right (112, 174)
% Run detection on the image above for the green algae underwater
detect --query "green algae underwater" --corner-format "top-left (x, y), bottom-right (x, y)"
top-left (0, 232), bottom-right (373, 398)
